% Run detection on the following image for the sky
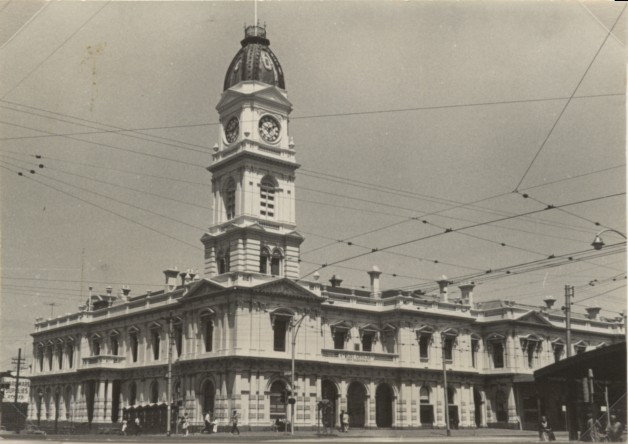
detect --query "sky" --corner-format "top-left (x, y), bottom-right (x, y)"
top-left (0, 1), bottom-right (626, 370)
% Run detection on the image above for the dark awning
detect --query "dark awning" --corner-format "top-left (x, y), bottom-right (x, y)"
top-left (534, 341), bottom-right (626, 382)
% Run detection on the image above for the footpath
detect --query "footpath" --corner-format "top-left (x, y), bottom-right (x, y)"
top-left (0, 428), bottom-right (568, 443)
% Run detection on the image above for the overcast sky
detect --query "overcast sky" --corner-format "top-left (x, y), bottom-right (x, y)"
top-left (0, 1), bottom-right (625, 369)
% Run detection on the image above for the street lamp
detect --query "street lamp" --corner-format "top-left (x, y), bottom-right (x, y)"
top-left (37, 389), bottom-right (43, 426)
top-left (289, 311), bottom-right (308, 436)
top-left (591, 229), bottom-right (627, 250)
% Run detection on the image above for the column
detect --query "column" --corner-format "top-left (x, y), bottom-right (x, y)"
top-left (104, 380), bottom-right (112, 421)
top-left (507, 384), bottom-right (518, 425)
top-left (435, 381), bottom-right (445, 427)
top-left (367, 380), bottom-right (375, 428)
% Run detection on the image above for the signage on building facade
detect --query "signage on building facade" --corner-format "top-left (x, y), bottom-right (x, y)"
top-left (1, 377), bottom-right (30, 403)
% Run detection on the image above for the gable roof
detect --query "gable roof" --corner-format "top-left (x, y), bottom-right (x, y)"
top-left (513, 310), bottom-right (554, 327)
top-left (251, 278), bottom-right (322, 301)
top-left (180, 279), bottom-right (226, 300)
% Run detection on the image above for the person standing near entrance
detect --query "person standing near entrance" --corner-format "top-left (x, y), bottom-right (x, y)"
top-left (134, 417), bottom-right (141, 435)
top-left (339, 410), bottom-right (346, 433)
top-left (342, 410), bottom-right (350, 433)
top-left (230, 410), bottom-right (240, 435)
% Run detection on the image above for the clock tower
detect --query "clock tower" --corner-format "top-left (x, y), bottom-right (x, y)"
top-left (202, 25), bottom-right (303, 280)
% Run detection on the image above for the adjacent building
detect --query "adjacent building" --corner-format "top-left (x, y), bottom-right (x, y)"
top-left (28, 25), bottom-right (626, 433)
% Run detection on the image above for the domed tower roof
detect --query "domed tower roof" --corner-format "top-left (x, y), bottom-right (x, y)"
top-left (223, 25), bottom-right (285, 91)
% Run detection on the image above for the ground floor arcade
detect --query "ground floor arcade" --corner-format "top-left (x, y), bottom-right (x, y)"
top-left (28, 358), bottom-right (530, 431)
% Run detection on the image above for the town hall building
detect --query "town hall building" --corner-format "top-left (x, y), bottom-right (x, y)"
top-left (27, 25), bottom-right (625, 433)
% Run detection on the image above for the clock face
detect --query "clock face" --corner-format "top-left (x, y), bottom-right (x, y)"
top-left (225, 117), bottom-right (239, 144)
top-left (259, 115), bottom-right (280, 143)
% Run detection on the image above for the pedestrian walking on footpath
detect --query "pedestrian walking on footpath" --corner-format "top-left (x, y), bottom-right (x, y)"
top-left (181, 415), bottom-right (189, 436)
top-left (342, 410), bottom-right (350, 433)
top-left (121, 419), bottom-right (127, 436)
top-left (230, 410), bottom-right (240, 435)
top-left (134, 417), bottom-right (141, 435)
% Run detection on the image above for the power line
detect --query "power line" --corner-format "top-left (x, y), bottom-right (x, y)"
top-left (0, 158), bottom-right (207, 232)
top-left (0, 119), bottom-right (203, 167)
top-left (0, 153), bottom-right (211, 211)
top-left (519, 164), bottom-right (626, 191)
top-left (297, 192), bottom-right (625, 282)
top-left (1, 1), bottom-right (110, 99)
top-left (0, 162), bottom-right (203, 251)
top-left (514, 4), bottom-right (627, 190)
top-left (0, 93), bottom-right (623, 144)
top-left (1, 150), bottom-right (212, 187)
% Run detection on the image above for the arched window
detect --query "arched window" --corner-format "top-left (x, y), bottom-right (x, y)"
top-left (91, 335), bottom-right (101, 357)
top-left (201, 380), bottom-right (215, 414)
top-left (150, 325), bottom-right (161, 360)
top-left (260, 248), bottom-right (283, 276)
top-left (173, 319), bottom-right (183, 358)
top-left (260, 176), bottom-right (277, 218)
top-left (224, 178), bottom-right (236, 220)
top-left (38, 345), bottom-right (44, 372)
top-left (110, 332), bottom-right (119, 356)
top-left (150, 380), bottom-right (159, 404)
top-left (269, 380), bottom-right (288, 421)
top-left (66, 341), bottom-right (74, 369)
top-left (128, 381), bottom-right (137, 406)
top-left (129, 328), bottom-right (139, 363)
top-left (200, 312), bottom-right (214, 352)
top-left (218, 248), bottom-right (230, 274)
top-left (260, 247), bottom-right (270, 274)
top-left (419, 386), bottom-right (433, 425)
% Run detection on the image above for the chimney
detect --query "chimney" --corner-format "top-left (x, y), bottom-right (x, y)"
top-left (163, 267), bottom-right (179, 291)
top-left (586, 306), bottom-right (602, 320)
top-left (458, 282), bottom-right (475, 306)
top-left (437, 275), bottom-right (451, 302)
top-left (367, 266), bottom-right (382, 298)
top-left (329, 275), bottom-right (343, 288)
top-left (180, 270), bottom-right (192, 286)
top-left (543, 296), bottom-right (556, 309)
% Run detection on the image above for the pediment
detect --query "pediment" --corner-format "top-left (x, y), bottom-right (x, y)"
top-left (216, 86), bottom-right (292, 113)
top-left (181, 279), bottom-right (226, 299)
top-left (515, 310), bottom-right (553, 327)
top-left (252, 278), bottom-right (321, 300)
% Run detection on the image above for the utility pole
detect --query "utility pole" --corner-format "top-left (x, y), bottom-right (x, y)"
top-left (564, 285), bottom-right (573, 357)
top-left (290, 313), bottom-right (307, 436)
top-left (166, 313), bottom-right (173, 436)
top-left (442, 338), bottom-right (451, 437)
top-left (12, 348), bottom-right (26, 434)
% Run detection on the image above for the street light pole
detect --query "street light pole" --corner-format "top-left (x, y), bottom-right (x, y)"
top-left (591, 229), bottom-right (627, 250)
top-left (166, 313), bottom-right (173, 436)
top-left (442, 337), bottom-right (451, 437)
top-left (290, 312), bottom-right (307, 436)
top-left (564, 285), bottom-right (573, 358)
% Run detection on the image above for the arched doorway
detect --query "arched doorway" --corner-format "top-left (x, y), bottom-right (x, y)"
top-left (200, 380), bottom-right (215, 416)
top-left (347, 382), bottom-right (367, 428)
top-left (375, 383), bottom-right (393, 427)
top-left (321, 380), bottom-right (338, 428)
top-left (473, 387), bottom-right (483, 427)
top-left (269, 380), bottom-right (288, 422)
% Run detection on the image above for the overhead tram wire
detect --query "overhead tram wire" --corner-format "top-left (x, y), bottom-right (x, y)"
top-left (296, 192), bottom-right (626, 282)
top-left (0, 1), bottom-right (50, 51)
top-left (513, 4), bottom-right (627, 191)
top-left (0, 119), bottom-right (203, 168)
top-left (0, 153), bottom-right (211, 211)
top-left (517, 191), bottom-right (620, 232)
top-left (0, 103), bottom-right (210, 154)
top-left (0, 150), bottom-right (212, 188)
top-left (0, 93), bottom-right (623, 144)
top-left (519, 164), bottom-right (626, 192)
top-left (0, 158), bottom-right (207, 232)
top-left (1, 1), bottom-right (111, 100)
top-left (0, 161), bottom-right (203, 251)
top-left (392, 242), bottom-right (626, 294)
top-left (300, 169), bottom-right (602, 237)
